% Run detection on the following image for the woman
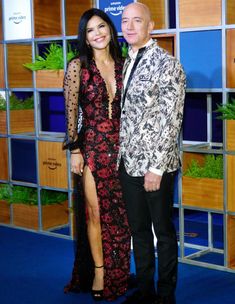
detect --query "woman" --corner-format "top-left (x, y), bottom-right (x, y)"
top-left (63, 8), bottom-right (131, 301)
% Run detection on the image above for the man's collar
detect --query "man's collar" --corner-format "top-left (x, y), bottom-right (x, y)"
top-left (128, 38), bottom-right (154, 60)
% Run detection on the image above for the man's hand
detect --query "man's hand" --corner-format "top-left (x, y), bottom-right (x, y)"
top-left (144, 171), bottom-right (162, 192)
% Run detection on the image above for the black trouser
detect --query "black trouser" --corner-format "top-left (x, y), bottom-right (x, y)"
top-left (119, 162), bottom-right (178, 297)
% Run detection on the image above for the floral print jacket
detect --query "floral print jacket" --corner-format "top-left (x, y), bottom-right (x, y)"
top-left (118, 39), bottom-right (186, 177)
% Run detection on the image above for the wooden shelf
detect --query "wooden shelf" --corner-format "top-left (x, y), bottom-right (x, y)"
top-left (227, 155), bottom-right (235, 213)
top-left (153, 34), bottom-right (175, 56)
top-left (0, 44), bottom-right (4, 88)
top-left (0, 138), bottom-right (8, 180)
top-left (182, 176), bottom-right (223, 211)
top-left (139, 0), bottom-right (166, 29)
top-left (12, 200), bottom-right (68, 230)
top-left (34, 0), bottom-right (62, 37)
top-left (227, 215), bottom-right (235, 268)
top-left (0, 200), bottom-right (10, 224)
top-left (226, 120), bottom-right (235, 151)
top-left (36, 70), bottom-right (64, 88)
top-left (38, 141), bottom-right (68, 189)
top-left (0, 1), bottom-right (2, 40)
top-left (0, 109), bottom-right (35, 134)
top-left (65, 0), bottom-right (93, 36)
top-left (179, 0), bottom-right (221, 28)
top-left (7, 44), bottom-right (32, 88)
top-left (41, 200), bottom-right (68, 230)
top-left (226, 29), bottom-right (235, 88)
top-left (227, 0), bottom-right (235, 25)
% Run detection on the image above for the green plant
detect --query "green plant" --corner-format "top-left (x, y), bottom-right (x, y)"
top-left (0, 184), bottom-right (11, 202)
top-left (0, 93), bottom-right (34, 111)
top-left (9, 186), bottom-right (37, 205)
top-left (23, 43), bottom-right (78, 71)
top-left (0, 185), bottom-right (67, 206)
top-left (40, 189), bottom-right (67, 205)
top-left (121, 42), bottom-right (128, 58)
top-left (215, 98), bottom-right (235, 120)
top-left (184, 154), bottom-right (223, 179)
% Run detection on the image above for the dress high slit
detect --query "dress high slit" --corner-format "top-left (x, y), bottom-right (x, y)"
top-left (63, 58), bottom-right (131, 301)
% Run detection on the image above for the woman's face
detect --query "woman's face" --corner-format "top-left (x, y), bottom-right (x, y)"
top-left (86, 15), bottom-right (111, 51)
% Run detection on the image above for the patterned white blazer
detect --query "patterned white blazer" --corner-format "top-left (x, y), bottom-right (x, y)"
top-left (118, 40), bottom-right (186, 177)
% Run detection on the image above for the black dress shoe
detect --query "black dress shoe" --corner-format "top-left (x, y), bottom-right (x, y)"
top-left (121, 290), bottom-right (156, 304)
top-left (155, 294), bottom-right (176, 304)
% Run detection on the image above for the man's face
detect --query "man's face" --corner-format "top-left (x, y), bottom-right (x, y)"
top-left (121, 4), bottom-right (153, 52)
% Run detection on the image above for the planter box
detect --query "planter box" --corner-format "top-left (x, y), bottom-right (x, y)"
top-left (227, 120), bottom-right (235, 151)
top-left (0, 200), bottom-right (10, 224)
top-left (227, 155), bottom-right (235, 212)
top-left (182, 176), bottom-right (223, 210)
top-left (0, 109), bottom-right (34, 134)
top-left (0, 110), bottom-right (7, 134)
top-left (12, 200), bottom-right (68, 230)
top-left (36, 70), bottom-right (64, 88)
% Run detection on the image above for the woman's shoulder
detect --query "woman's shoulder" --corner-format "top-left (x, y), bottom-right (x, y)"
top-left (67, 57), bottom-right (81, 68)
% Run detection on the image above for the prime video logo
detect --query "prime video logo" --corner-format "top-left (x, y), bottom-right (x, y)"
top-left (9, 12), bottom-right (26, 24)
top-left (104, 2), bottom-right (125, 16)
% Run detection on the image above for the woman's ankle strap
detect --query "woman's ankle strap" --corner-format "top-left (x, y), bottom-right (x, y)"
top-left (94, 265), bottom-right (104, 268)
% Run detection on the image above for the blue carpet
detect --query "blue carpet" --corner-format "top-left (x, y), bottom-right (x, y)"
top-left (0, 226), bottom-right (235, 304)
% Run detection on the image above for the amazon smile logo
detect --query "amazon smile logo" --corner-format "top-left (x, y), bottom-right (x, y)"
top-left (104, 2), bottom-right (125, 16)
top-left (43, 158), bottom-right (62, 170)
top-left (9, 12), bottom-right (26, 24)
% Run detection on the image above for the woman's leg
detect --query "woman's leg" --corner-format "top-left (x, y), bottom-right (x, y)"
top-left (82, 165), bottom-right (104, 292)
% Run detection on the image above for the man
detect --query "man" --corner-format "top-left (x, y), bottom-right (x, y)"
top-left (118, 3), bottom-right (186, 304)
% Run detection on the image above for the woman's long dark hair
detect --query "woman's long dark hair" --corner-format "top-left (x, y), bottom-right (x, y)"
top-left (77, 8), bottom-right (122, 67)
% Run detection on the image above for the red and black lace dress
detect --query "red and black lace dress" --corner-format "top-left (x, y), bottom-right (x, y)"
top-left (63, 58), bottom-right (131, 301)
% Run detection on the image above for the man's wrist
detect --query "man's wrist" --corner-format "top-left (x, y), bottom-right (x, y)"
top-left (149, 167), bottom-right (163, 176)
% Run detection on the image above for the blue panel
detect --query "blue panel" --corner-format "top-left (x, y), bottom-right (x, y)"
top-left (14, 92), bottom-right (33, 100)
top-left (11, 139), bottom-right (37, 183)
top-left (40, 93), bottom-right (66, 133)
top-left (169, 0), bottom-right (176, 28)
top-left (98, 0), bottom-right (134, 33)
top-left (212, 93), bottom-right (223, 143)
top-left (183, 93), bottom-right (223, 142)
top-left (183, 93), bottom-right (207, 141)
top-left (180, 30), bottom-right (222, 88)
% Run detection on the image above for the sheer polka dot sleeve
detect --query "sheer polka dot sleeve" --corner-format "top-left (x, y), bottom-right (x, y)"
top-left (63, 58), bottom-right (81, 150)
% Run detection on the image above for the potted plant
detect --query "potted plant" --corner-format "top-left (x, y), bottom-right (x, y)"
top-left (0, 184), bottom-right (11, 224)
top-left (8, 185), bottom-right (68, 230)
top-left (215, 98), bottom-right (235, 150)
top-left (0, 92), bottom-right (34, 134)
top-left (215, 98), bottom-right (235, 213)
top-left (23, 43), bottom-right (78, 88)
top-left (182, 153), bottom-right (223, 211)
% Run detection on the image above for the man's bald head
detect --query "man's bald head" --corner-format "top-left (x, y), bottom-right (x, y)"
top-left (121, 2), bottom-right (154, 52)
top-left (123, 2), bottom-right (152, 22)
